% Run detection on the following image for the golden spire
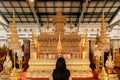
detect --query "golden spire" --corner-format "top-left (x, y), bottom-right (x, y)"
top-left (56, 1), bottom-right (62, 16)
top-left (99, 10), bottom-right (108, 42)
top-left (101, 10), bottom-right (105, 29)
top-left (99, 66), bottom-right (108, 76)
top-left (57, 34), bottom-right (62, 57)
top-left (53, 1), bottom-right (66, 35)
top-left (96, 10), bottom-right (110, 50)
top-left (53, 5), bottom-right (66, 24)
top-left (11, 9), bottom-right (17, 34)
top-left (8, 9), bottom-right (21, 50)
top-left (56, 4), bottom-right (62, 16)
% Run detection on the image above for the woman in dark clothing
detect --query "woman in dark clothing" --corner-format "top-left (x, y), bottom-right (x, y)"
top-left (52, 57), bottom-right (70, 80)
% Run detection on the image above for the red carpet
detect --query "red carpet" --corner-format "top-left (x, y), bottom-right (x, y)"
top-left (28, 78), bottom-right (49, 80)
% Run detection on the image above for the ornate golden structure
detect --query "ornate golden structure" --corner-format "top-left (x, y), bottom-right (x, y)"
top-left (27, 7), bottom-right (92, 78)
top-left (8, 10), bottom-right (20, 80)
top-left (27, 59), bottom-right (92, 77)
top-left (8, 11), bottom-right (21, 50)
top-left (98, 10), bottom-right (110, 80)
top-left (37, 7), bottom-right (81, 54)
top-left (97, 10), bottom-right (110, 50)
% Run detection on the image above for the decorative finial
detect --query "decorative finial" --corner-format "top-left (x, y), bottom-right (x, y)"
top-left (56, 1), bottom-right (62, 16)
top-left (101, 10), bottom-right (105, 30)
top-left (11, 8), bottom-right (17, 34)
top-left (12, 9), bottom-right (16, 23)
top-left (53, 0), bottom-right (66, 25)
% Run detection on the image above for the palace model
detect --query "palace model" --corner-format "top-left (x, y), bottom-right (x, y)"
top-left (37, 8), bottom-right (81, 54)
top-left (0, 1), bottom-right (120, 80)
top-left (27, 7), bottom-right (92, 78)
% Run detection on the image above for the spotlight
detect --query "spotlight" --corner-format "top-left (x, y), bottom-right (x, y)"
top-left (30, 0), bottom-right (34, 3)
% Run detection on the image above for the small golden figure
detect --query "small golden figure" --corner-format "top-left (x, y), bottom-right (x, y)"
top-left (1, 52), bottom-right (12, 75)
top-left (105, 52), bottom-right (114, 74)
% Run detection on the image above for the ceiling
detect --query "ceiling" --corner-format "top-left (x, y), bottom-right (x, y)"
top-left (0, 0), bottom-right (120, 26)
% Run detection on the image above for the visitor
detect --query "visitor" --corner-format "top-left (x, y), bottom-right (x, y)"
top-left (52, 57), bottom-right (70, 80)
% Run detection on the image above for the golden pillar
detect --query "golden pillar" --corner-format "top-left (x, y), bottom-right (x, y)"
top-left (57, 34), bottom-right (62, 57)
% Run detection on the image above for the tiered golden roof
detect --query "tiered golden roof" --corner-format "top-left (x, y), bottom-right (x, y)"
top-left (99, 10), bottom-right (108, 42)
top-left (11, 11), bottom-right (17, 33)
top-left (37, 6), bottom-right (81, 53)
top-left (53, 7), bottom-right (66, 25)
top-left (97, 10), bottom-right (110, 50)
top-left (8, 10), bottom-right (21, 50)
top-left (53, 7), bottom-right (66, 35)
